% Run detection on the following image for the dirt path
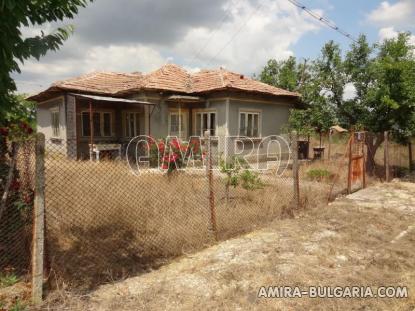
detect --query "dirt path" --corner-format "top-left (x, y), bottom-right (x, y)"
top-left (51, 181), bottom-right (415, 310)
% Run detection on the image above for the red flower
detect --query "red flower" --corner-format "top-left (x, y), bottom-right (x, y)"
top-left (0, 127), bottom-right (8, 137)
top-left (161, 163), bottom-right (168, 170)
top-left (170, 139), bottom-right (180, 150)
top-left (169, 153), bottom-right (179, 162)
top-left (10, 180), bottom-right (20, 191)
top-left (158, 142), bottom-right (165, 153)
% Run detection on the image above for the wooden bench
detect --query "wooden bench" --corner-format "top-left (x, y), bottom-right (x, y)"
top-left (89, 143), bottom-right (122, 161)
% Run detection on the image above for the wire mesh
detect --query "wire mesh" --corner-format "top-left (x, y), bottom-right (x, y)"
top-left (0, 138), bottom-right (35, 282)
top-left (6, 131), bottom-right (411, 293)
top-left (41, 135), bottom-right (302, 290)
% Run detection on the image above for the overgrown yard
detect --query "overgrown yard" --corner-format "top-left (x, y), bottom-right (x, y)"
top-left (43, 157), bottom-right (329, 291)
top-left (43, 180), bottom-right (415, 310)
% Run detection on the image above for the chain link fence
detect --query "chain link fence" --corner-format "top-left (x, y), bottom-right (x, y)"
top-left (0, 138), bottom-right (35, 299)
top-left (2, 131), bottom-right (414, 299)
top-left (43, 135), bottom-right (303, 290)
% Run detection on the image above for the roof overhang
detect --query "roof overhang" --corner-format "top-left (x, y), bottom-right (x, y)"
top-left (165, 95), bottom-right (204, 103)
top-left (69, 93), bottom-right (154, 105)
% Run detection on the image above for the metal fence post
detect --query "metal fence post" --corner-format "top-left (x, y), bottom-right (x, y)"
top-left (347, 132), bottom-right (354, 194)
top-left (205, 131), bottom-right (218, 241)
top-left (292, 131), bottom-right (300, 209)
top-left (384, 131), bottom-right (389, 182)
top-left (32, 133), bottom-right (45, 305)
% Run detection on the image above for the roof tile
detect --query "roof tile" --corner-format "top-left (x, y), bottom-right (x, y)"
top-left (29, 64), bottom-right (299, 101)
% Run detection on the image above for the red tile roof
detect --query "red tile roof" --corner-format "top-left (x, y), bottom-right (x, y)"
top-left (29, 64), bottom-right (299, 101)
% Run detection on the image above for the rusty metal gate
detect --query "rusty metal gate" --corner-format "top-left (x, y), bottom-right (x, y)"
top-left (347, 131), bottom-right (366, 193)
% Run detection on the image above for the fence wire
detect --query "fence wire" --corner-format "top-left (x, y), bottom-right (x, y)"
top-left (0, 139), bottom-right (35, 283)
top-left (41, 136), bottom-right (302, 290)
top-left (2, 132), bottom-right (413, 295)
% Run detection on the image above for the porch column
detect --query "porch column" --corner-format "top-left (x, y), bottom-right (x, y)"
top-left (66, 94), bottom-right (78, 159)
top-left (178, 100), bottom-right (182, 139)
top-left (144, 104), bottom-right (150, 136)
top-left (89, 100), bottom-right (94, 161)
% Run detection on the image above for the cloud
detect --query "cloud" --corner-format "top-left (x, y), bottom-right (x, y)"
top-left (378, 27), bottom-right (415, 45)
top-left (14, 0), bottom-right (323, 94)
top-left (178, 0), bottom-right (321, 74)
top-left (367, 0), bottom-right (415, 27)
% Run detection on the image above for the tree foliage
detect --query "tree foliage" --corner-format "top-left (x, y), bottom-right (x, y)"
top-left (259, 32), bottom-right (415, 156)
top-left (0, 0), bottom-right (91, 124)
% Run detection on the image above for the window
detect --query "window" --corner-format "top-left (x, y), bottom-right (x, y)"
top-left (81, 111), bottom-right (113, 137)
top-left (169, 112), bottom-right (186, 137)
top-left (51, 109), bottom-right (60, 137)
top-left (125, 112), bottom-right (140, 137)
top-left (195, 111), bottom-right (216, 136)
top-left (239, 111), bottom-right (260, 137)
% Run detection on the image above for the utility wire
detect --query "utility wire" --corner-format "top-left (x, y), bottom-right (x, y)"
top-left (188, 3), bottom-right (234, 67)
top-left (287, 0), bottom-right (358, 43)
top-left (206, 2), bottom-right (263, 66)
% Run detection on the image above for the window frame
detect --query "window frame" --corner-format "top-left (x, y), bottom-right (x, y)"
top-left (168, 110), bottom-right (188, 138)
top-left (238, 110), bottom-right (262, 138)
top-left (193, 109), bottom-right (217, 137)
top-left (123, 111), bottom-right (141, 138)
top-left (81, 110), bottom-right (114, 138)
top-left (50, 107), bottom-right (60, 138)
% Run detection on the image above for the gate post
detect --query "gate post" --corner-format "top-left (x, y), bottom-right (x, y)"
top-left (347, 132), bottom-right (354, 194)
top-left (292, 131), bottom-right (300, 209)
top-left (32, 133), bottom-right (46, 305)
top-left (205, 131), bottom-right (218, 241)
top-left (384, 131), bottom-right (390, 182)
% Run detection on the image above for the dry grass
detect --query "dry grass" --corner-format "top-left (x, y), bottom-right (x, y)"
top-left (41, 181), bottom-right (415, 311)
top-left (43, 155), bottom-right (329, 291)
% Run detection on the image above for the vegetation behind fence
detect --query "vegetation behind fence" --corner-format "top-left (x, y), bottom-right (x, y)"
top-left (0, 131), bottom-right (414, 306)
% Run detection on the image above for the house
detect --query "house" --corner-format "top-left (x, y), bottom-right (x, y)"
top-left (29, 64), bottom-right (300, 160)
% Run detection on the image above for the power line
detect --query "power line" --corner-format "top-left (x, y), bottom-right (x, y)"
top-left (206, 2), bottom-right (263, 66)
top-left (188, 4), bottom-right (234, 67)
top-left (287, 0), bottom-right (358, 43)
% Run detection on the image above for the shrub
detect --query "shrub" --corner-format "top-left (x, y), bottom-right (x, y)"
top-left (0, 273), bottom-right (19, 288)
top-left (239, 170), bottom-right (265, 190)
top-left (306, 168), bottom-right (332, 181)
top-left (147, 137), bottom-right (203, 174)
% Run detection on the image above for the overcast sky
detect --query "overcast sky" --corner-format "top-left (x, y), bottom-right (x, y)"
top-left (14, 0), bottom-right (415, 95)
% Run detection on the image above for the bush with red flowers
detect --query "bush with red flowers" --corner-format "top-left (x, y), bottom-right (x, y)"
top-left (146, 137), bottom-right (204, 174)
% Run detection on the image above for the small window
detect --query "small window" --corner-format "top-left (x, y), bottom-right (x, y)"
top-left (51, 109), bottom-right (60, 137)
top-left (125, 112), bottom-right (140, 137)
top-left (103, 112), bottom-right (111, 137)
top-left (82, 112), bottom-right (90, 136)
top-left (81, 111), bottom-right (113, 137)
top-left (169, 112), bottom-right (186, 137)
top-left (93, 112), bottom-right (101, 137)
top-left (195, 111), bottom-right (216, 136)
top-left (239, 112), bottom-right (260, 137)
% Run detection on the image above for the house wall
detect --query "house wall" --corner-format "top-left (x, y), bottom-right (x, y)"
top-left (228, 98), bottom-right (292, 136)
top-left (75, 98), bottom-right (146, 158)
top-left (226, 96), bottom-right (294, 161)
top-left (36, 96), bottom-right (68, 153)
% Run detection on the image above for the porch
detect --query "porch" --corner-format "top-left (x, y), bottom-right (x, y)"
top-left (71, 93), bottom-right (154, 160)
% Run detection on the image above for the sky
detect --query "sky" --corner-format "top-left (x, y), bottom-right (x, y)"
top-left (14, 0), bottom-right (415, 95)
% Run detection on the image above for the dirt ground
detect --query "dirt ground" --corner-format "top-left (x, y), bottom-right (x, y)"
top-left (41, 180), bottom-right (415, 311)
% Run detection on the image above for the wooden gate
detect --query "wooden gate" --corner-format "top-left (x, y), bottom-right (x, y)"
top-left (347, 132), bottom-right (366, 193)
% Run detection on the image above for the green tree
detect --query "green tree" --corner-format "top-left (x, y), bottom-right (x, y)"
top-left (344, 33), bottom-right (415, 171)
top-left (260, 33), bottom-right (415, 172)
top-left (0, 0), bottom-right (91, 125)
top-left (259, 56), bottom-right (307, 92)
